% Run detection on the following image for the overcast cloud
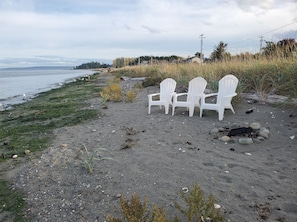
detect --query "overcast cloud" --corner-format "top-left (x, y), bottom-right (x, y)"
top-left (0, 0), bottom-right (296, 68)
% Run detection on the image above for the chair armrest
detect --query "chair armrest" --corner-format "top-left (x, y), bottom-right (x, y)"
top-left (173, 92), bottom-right (187, 98)
top-left (202, 93), bottom-right (218, 99)
top-left (148, 93), bottom-right (160, 98)
top-left (223, 93), bottom-right (237, 98)
top-left (172, 92), bottom-right (186, 102)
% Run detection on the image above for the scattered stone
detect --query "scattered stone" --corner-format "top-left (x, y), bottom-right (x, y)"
top-left (12, 154), bottom-right (18, 159)
top-left (259, 128), bottom-right (270, 139)
top-left (250, 122), bottom-right (261, 130)
top-left (229, 138), bottom-right (237, 143)
top-left (253, 138), bottom-right (261, 144)
top-left (218, 127), bottom-right (225, 132)
top-left (230, 123), bottom-right (240, 128)
top-left (246, 109), bottom-right (253, 114)
top-left (214, 203), bottom-right (221, 209)
top-left (239, 138), bottom-right (253, 145)
top-left (209, 128), bottom-right (219, 134)
top-left (115, 193), bottom-right (122, 198)
top-left (181, 187), bottom-right (189, 193)
top-left (219, 136), bottom-right (231, 142)
top-left (24, 149), bottom-right (31, 155)
top-left (61, 144), bottom-right (68, 148)
top-left (257, 136), bottom-right (266, 141)
top-left (289, 135), bottom-right (295, 140)
top-left (211, 134), bottom-right (219, 139)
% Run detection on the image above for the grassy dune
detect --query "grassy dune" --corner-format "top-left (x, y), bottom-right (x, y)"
top-left (113, 58), bottom-right (297, 100)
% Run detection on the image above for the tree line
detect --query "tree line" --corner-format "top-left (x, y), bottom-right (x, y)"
top-left (75, 38), bottom-right (296, 69)
top-left (112, 55), bottom-right (183, 68)
top-left (112, 38), bottom-right (297, 68)
top-left (74, 61), bottom-right (112, 69)
top-left (209, 38), bottom-right (297, 61)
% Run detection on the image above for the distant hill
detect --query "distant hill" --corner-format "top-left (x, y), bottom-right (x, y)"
top-left (74, 61), bottom-right (112, 69)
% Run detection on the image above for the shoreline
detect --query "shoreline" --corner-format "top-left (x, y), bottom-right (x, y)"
top-left (0, 68), bottom-right (96, 110)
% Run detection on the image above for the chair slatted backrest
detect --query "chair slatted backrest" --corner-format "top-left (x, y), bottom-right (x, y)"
top-left (217, 75), bottom-right (238, 104)
top-left (187, 77), bottom-right (207, 105)
top-left (160, 78), bottom-right (176, 102)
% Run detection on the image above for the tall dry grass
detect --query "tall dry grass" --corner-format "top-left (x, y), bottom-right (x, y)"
top-left (113, 58), bottom-right (297, 99)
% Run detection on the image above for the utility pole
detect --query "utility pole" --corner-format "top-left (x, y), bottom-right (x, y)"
top-left (259, 36), bottom-right (264, 53)
top-left (199, 34), bottom-right (205, 62)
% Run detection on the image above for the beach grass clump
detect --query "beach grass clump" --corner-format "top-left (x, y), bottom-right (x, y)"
top-left (116, 193), bottom-right (149, 221)
top-left (112, 58), bottom-right (297, 100)
top-left (100, 83), bottom-right (124, 102)
top-left (142, 75), bottom-right (163, 87)
top-left (174, 184), bottom-right (224, 222)
top-left (80, 144), bottom-right (113, 174)
top-left (237, 59), bottom-right (297, 98)
top-left (107, 184), bottom-right (225, 222)
top-left (125, 90), bottom-right (137, 102)
top-left (107, 192), bottom-right (170, 222)
top-left (100, 77), bottom-right (140, 103)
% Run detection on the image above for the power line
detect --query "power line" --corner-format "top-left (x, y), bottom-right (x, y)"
top-left (242, 21), bottom-right (297, 42)
top-left (260, 21), bottom-right (297, 36)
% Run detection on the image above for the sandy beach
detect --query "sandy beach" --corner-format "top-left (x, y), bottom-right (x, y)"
top-left (2, 74), bottom-right (297, 221)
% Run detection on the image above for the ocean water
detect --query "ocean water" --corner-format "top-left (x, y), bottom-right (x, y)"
top-left (0, 66), bottom-right (95, 109)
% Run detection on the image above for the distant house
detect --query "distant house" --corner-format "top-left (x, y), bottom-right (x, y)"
top-left (184, 56), bottom-right (203, 64)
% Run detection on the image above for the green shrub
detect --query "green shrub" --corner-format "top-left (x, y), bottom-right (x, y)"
top-left (174, 184), bottom-right (224, 222)
top-left (100, 83), bottom-right (123, 102)
top-left (107, 184), bottom-right (225, 222)
top-left (125, 90), bottom-right (137, 102)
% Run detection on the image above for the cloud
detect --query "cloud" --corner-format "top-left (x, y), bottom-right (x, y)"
top-left (0, 0), bottom-right (34, 11)
top-left (229, 0), bottom-right (297, 13)
top-left (231, 0), bottom-right (274, 11)
top-left (141, 25), bottom-right (162, 34)
top-left (0, 56), bottom-right (111, 68)
top-left (0, 0), bottom-right (296, 67)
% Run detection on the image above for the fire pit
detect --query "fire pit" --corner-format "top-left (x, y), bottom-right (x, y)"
top-left (209, 122), bottom-right (270, 145)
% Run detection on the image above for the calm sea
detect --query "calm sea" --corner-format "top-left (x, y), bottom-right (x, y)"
top-left (0, 66), bottom-right (95, 109)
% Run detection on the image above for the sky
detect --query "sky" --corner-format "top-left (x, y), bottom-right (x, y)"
top-left (0, 0), bottom-right (296, 68)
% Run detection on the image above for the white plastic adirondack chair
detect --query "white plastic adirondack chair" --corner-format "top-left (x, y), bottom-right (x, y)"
top-left (148, 78), bottom-right (176, 114)
top-left (172, 77), bottom-right (207, 117)
top-left (200, 74), bottom-right (238, 121)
